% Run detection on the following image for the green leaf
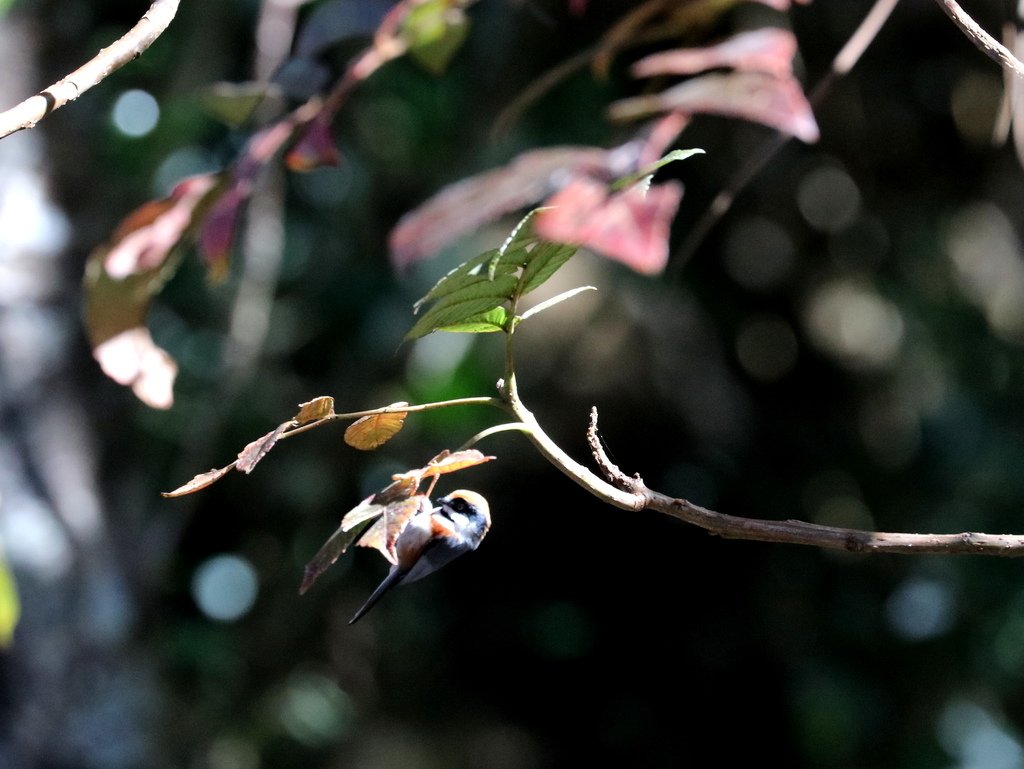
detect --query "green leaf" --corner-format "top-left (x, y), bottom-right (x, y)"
top-left (0, 558), bottom-right (19, 647)
top-left (520, 240), bottom-right (578, 296)
top-left (403, 0), bottom-right (469, 75)
top-left (413, 248), bottom-right (521, 313)
top-left (199, 81), bottom-right (274, 127)
top-left (437, 306), bottom-right (509, 333)
top-left (520, 286), bottom-right (596, 321)
top-left (612, 147), bottom-right (706, 191)
top-left (406, 274), bottom-right (518, 340)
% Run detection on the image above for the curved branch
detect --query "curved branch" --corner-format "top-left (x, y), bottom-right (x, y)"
top-left (583, 408), bottom-right (1024, 556)
top-left (935, 0), bottom-right (1024, 79)
top-left (0, 0), bottom-right (180, 140)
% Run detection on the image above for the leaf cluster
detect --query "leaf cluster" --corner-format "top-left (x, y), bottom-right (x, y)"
top-left (406, 212), bottom-right (585, 340)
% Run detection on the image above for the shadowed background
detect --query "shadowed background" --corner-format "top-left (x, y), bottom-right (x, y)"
top-left (2, 0), bottom-right (1024, 767)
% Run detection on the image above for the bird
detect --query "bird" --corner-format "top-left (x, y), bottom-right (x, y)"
top-left (348, 489), bottom-right (491, 625)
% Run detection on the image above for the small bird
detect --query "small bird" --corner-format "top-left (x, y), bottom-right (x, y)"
top-left (348, 489), bottom-right (491, 625)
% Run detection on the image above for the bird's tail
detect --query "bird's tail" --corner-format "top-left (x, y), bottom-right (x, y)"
top-left (349, 568), bottom-right (406, 625)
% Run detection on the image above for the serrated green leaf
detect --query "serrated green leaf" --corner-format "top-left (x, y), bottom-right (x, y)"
top-left (520, 286), bottom-right (597, 321)
top-left (406, 274), bottom-right (518, 340)
top-left (498, 210), bottom-right (542, 256)
top-left (437, 306), bottom-right (509, 333)
top-left (413, 249), bottom-right (519, 314)
top-left (520, 241), bottom-right (578, 296)
top-left (612, 147), bottom-right (706, 191)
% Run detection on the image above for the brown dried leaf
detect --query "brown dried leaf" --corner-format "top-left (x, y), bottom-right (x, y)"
top-left (344, 403), bottom-right (410, 450)
top-left (294, 395), bottom-right (335, 425)
top-left (162, 464), bottom-right (234, 498)
top-left (375, 475), bottom-right (422, 504)
top-left (299, 518), bottom-right (373, 595)
top-left (236, 423), bottom-right (288, 474)
top-left (421, 449), bottom-right (496, 477)
top-left (356, 496), bottom-right (429, 563)
top-left (341, 496), bottom-right (387, 532)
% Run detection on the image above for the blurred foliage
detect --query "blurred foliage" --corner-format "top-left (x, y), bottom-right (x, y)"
top-left (5, 0), bottom-right (1024, 768)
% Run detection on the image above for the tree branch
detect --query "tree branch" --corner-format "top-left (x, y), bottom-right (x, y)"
top-left (580, 408), bottom-right (1024, 556)
top-left (935, 0), bottom-right (1024, 79)
top-left (0, 0), bottom-right (180, 140)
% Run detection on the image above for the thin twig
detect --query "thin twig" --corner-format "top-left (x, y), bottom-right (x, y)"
top-left (0, 0), bottom-right (180, 140)
top-left (935, 0), bottom-right (1024, 78)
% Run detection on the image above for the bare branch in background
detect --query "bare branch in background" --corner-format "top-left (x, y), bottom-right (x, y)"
top-left (935, 0), bottom-right (1024, 78)
top-left (0, 0), bottom-right (180, 140)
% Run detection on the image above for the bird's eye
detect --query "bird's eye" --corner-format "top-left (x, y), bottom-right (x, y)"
top-left (449, 497), bottom-right (469, 513)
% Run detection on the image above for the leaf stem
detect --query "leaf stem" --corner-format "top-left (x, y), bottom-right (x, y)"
top-left (457, 422), bottom-right (534, 451)
top-left (279, 396), bottom-right (509, 441)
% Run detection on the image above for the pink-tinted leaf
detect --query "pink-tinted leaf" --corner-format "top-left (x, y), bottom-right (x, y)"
top-left (536, 177), bottom-right (684, 275)
top-left (84, 175), bottom-right (222, 409)
top-left (162, 464), bottom-right (234, 498)
top-left (197, 187), bottom-right (245, 283)
top-left (286, 113), bottom-right (342, 172)
top-left (388, 146), bottom-right (611, 269)
top-left (93, 327), bottom-right (178, 409)
top-left (631, 28), bottom-right (797, 78)
top-left (198, 119), bottom-right (296, 279)
top-left (236, 423), bottom-right (288, 474)
top-left (609, 70), bottom-right (820, 143)
top-left (103, 174), bottom-right (219, 280)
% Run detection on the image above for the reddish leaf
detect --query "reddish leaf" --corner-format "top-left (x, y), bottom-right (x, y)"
top-left (357, 496), bottom-right (430, 564)
top-left (610, 70), bottom-right (820, 143)
top-left (536, 177), bottom-right (684, 274)
top-left (344, 404), bottom-right (409, 450)
top-left (197, 119), bottom-right (296, 279)
top-left (373, 475), bottom-right (421, 504)
top-left (236, 423), bottom-right (287, 474)
top-left (420, 449), bottom-right (496, 477)
top-left (197, 187), bottom-right (246, 283)
top-left (285, 113), bottom-right (342, 172)
top-left (631, 28), bottom-right (798, 79)
top-left (92, 327), bottom-right (178, 409)
top-left (162, 464), bottom-right (234, 498)
top-left (388, 146), bottom-right (611, 269)
top-left (102, 174), bottom-right (219, 279)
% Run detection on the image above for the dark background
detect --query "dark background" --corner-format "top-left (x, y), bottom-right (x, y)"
top-left (3, 0), bottom-right (1024, 767)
